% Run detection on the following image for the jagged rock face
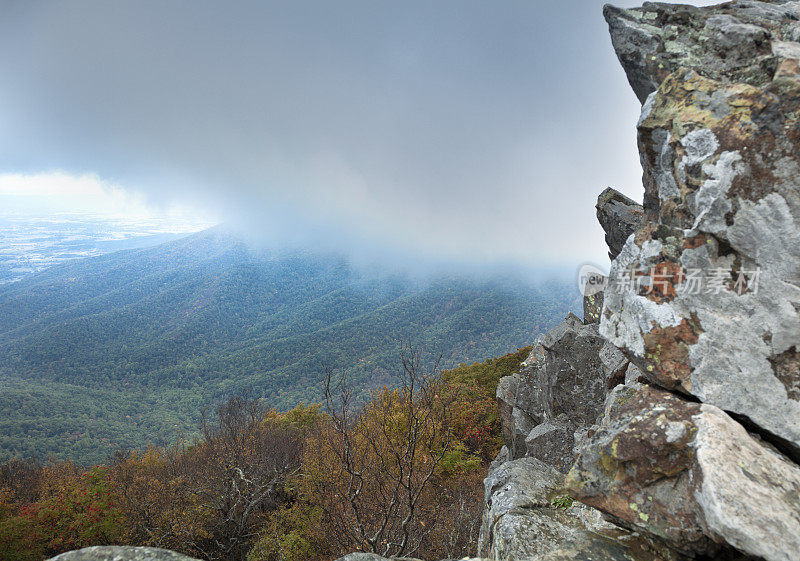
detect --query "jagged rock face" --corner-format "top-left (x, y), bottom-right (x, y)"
top-left (478, 457), bottom-right (680, 561)
top-left (566, 386), bottom-right (800, 561)
top-left (496, 313), bottom-right (609, 466)
top-left (599, 340), bottom-right (629, 389)
top-left (537, 314), bottom-right (608, 427)
top-left (485, 4), bottom-right (800, 561)
top-left (597, 187), bottom-right (644, 260)
top-left (566, 387), bottom-right (710, 555)
top-left (496, 374), bottom-right (538, 459)
top-left (601, 0), bottom-right (800, 456)
top-left (47, 547), bottom-right (200, 561)
top-left (604, 1), bottom-right (800, 105)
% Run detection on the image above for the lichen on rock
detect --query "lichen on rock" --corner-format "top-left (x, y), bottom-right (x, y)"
top-left (601, 0), bottom-right (800, 457)
top-left (566, 385), bottom-right (800, 561)
top-left (478, 457), bottom-right (680, 561)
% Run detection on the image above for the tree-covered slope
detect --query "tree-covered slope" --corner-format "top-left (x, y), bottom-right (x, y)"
top-left (0, 228), bottom-right (579, 463)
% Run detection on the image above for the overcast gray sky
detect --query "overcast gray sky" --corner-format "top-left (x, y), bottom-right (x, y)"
top-left (0, 0), bottom-right (722, 267)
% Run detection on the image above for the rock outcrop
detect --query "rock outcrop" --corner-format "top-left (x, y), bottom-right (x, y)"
top-left (604, 1), bottom-right (800, 104)
top-left (495, 312), bottom-right (609, 467)
top-left (601, 0), bottom-right (800, 458)
top-left (47, 547), bottom-right (200, 561)
top-left (477, 457), bottom-right (678, 561)
top-left (567, 385), bottom-right (800, 561)
top-left (597, 187), bottom-right (644, 260)
top-left (483, 3), bottom-right (800, 561)
top-left (523, 420), bottom-right (575, 474)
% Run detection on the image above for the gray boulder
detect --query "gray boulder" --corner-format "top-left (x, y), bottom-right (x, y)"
top-left (524, 419), bottom-right (575, 474)
top-left (335, 555), bottom-right (393, 561)
top-left (623, 362), bottom-right (645, 386)
top-left (603, 2), bottom-right (800, 104)
top-left (596, 187), bottom-right (644, 260)
top-left (47, 547), bottom-right (200, 561)
top-left (496, 374), bottom-right (536, 459)
top-left (335, 554), bottom-right (425, 561)
top-left (489, 445), bottom-right (511, 474)
top-left (537, 314), bottom-right (607, 427)
top-left (478, 457), bottom-right (682, 561)
top-left (566, 386), bottom-right (800, 561)
top-left (600, 383), bottom-right (640, 427)
top-left (599, 340), bottom-right (630, 390)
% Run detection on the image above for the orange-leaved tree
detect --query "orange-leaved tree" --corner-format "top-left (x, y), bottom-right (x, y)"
top-left (110, 397), bottom-right (307, 561)
top-left (299, 347), bottom-right (472, 559)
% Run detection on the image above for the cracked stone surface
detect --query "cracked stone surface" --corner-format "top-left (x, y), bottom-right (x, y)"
top-left (478, 457), bottom-right (684, 561)
top-left (601, 0), bottom-right (800, 455)
top-left (496, 313), bottom-right (608, 464)
top-left (566, 386), bottom-right (800, 561)
top-left (604, 1), bottom-right (800, 104)
top-left (597, 187), bottom-right (645, 260)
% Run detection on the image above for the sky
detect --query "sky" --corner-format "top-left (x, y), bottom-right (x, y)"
top-left (0, 0), bottom-right (723, 268)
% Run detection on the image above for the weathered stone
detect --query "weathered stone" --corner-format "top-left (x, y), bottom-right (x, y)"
top-left (536, 316), bottom-right (607, 427)
top-left (510, 345), bottom-right (547, 418)
top-left (334, 555), bottom-right (404, 561)
top-left (597, 187), bottom-right (644, 260)
top-left (600, 340), bottom-right (630, 389)
top-left (496, 375), bottom-right (530, 459)
top-left (478, 457), bottom-right (683, 561)
top-left (603, 2), bottom-right (800, 104)
top-left (504, 540), bottom-right (686, 561)
top-left (572, 426), bottom-right (592, 459)
top-left (335, 555), bottom-right (387, 561)
top-left (335, 554), bottom-right (425, 561)
top-left (571, 380), bottom-right (643, 470)
top-left (47, 547), bottom-right (200, 561)
top-left (485, 5), bottom-right (800, 559)
top-left (601, 1), bottom-right (800, 456)
top-left (566, 386), bottom-right (800, 561)
top-left (624, 362), bottom-right (646, 386)
top-left (524, 418), bottom-right (575, 474)
top-left (600, 383), bottom-right (640, 426)
top-left (478, 457), bottom-right (565, 558)
top-left (489, 445), bottom-right (511, 474)
top-left (568, 388), bottom-right (707, 551)
top-left (496, 314), bottom-right (608, 467)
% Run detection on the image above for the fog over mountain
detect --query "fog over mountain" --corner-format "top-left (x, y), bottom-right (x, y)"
top-left (0, 225), bottom-right (580, 463)
top-left (0, 0), bottom-right (721, 266)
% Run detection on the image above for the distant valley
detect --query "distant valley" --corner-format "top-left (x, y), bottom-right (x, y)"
top-left (0, 213), bottom-right (207, 284)
top-left (0, 227), bottom-right (579, 464)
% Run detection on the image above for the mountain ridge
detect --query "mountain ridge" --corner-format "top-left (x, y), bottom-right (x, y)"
top-left (0, 227), bottom-right (579, 463)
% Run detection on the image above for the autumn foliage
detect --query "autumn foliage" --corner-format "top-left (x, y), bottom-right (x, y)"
top-left (0, 348), bottom-right (527, 561)
top-left (0, 461), bottom-right (121, 561)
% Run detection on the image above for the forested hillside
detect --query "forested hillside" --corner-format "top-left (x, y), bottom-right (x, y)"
top-left (0, 348), bottom-right (530, 561)
top-left (0, 228), bottom-right (578, 463)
